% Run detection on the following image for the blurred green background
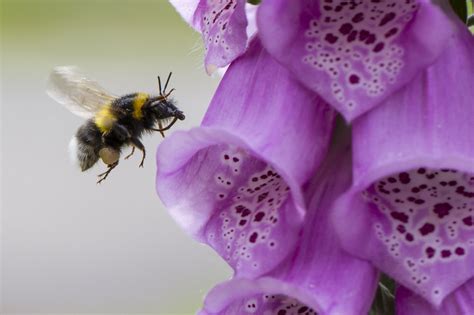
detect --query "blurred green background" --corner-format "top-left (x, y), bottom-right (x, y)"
top-left (1, 0), bottom-right (230, 313)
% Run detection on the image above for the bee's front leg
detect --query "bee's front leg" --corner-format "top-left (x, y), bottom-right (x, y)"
top-left (129, 138), bottom-right (146, 168)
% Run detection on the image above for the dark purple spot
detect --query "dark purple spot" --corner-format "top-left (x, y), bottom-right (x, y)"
top-left (385, 27), bottom-right (398, 38)
top-left (359, 29), bottom-right (369, 41)
top-left (252, 177), bottom-right (258, 182)
top-left (241, 208), bottom-right (251, 217)
top-left (352, 12), bottom-right (364, 23)
top-left (455, 247), bottom-right (465, 256)
top-left (239, 219), bottom-right (247, 226)
top-left (441, 250), bottom-right (451, 258)
top-left (347, 30), bottom-right (358, 42)
top-left (278, 310), bottom-right (287, 315)
top-left (224, 154), bottom-right (229, 160)
top-left (260, 175), bottom-right (268, 180)
top-left (349, 74), bottom-right (360, 84)
top-left (257, 192), bottom-right (269, 202)
top-left (399, 172), bottom-right (411, 184)
top-left (417, 168), bottom-right (426, 174)
top-left (254, 212), bottom-right (265, 222)
top-left (235, 205), bottom-right (245, 213)
top-left (339, 23), bottom-right (353, 35)
top-left (391, 211), bottom-right (409, 223)
top-left (397, 224), bottom-right (406, 233)
top-left (325, 33), bottom-right (339, 44)
top-left (249, 232), bottom-right (258, 243)
top-left (388, 177), bottom-right (397, 183)
top-left (373, 42), bottom-right (385, 53)
top-left (449, 181), bottom-right (457, 186)
top-left (456, 186), bottom-right (474, 198)
top-left (433, 203), bottom-right (453, 219)
top-left (405, 233), bottom-right (414, 242)
top-left (419, 223), bottom-right (435, 236)
top-left (219, 194), bottom-right (224, 198)
top-left (462, 216), bottom-right (473, 226)
top-left (425, 247), bottom-right (435, 258)
top-left (232, 157), bottom-right (239, 162)
top-left (414, 199), bottom-right (425, 205)
top-left (365, 34), bottom-right (376, 45)
top-left (298, 306), bottom-right (309, 313)
top-left (411, 187), bottom-right (420, 193)
top-left (380, 12), bottom-right (396, 26)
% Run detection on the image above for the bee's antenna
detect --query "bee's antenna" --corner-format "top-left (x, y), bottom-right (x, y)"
top-left (163, 72), bottom-right (172, 95)
top-left (157, 76), bottom-right (163, 95)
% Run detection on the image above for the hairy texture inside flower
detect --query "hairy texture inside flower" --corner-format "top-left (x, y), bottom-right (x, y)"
top-left (258, 0), bottom-right (454, 120)
top-left (303, 0), bottom-right (418, 109)
top-left (223, 294), bottom-right (316, 315)
top-left (200, 144), bottom-right (299, 274)
top-left (362, 168), bottom-right (474, 299)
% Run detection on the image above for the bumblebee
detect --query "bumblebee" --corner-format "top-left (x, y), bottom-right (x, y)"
top-left (47, 66), bottom-right (185, 183)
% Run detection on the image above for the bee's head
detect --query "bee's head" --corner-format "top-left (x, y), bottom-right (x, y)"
top-left (149, 98), bottom-right (185, 121)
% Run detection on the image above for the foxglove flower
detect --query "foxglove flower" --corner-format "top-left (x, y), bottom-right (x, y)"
top-left (199, 132), bottom-right (378, 315)
top-left (170, 0), bottom-right (257, 73)
top-left (156, 38), bottom-right (335, 278)
top-left (333, 24), bottom-right (474, 306)
top-left (257, 0), bottom-right (455, 120)
top-left (396, 278), bottom-right (474, 314)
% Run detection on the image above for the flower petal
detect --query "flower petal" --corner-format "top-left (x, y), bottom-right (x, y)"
top-left (257, 0), bottom-right (455, 121)
top-left (156, 38), bottom-right (335, 278)
top-left (199, 132), bottom-right (378, 315)
top-left (197, 0), bottom-right (249, 73)
top-left (333, 26), bottom-right (474, 306)
top-left (396, 278), bottom-right (474, 315)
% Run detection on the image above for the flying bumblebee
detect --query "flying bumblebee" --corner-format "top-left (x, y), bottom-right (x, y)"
top-left (47, 66), bottom-right (185, 184)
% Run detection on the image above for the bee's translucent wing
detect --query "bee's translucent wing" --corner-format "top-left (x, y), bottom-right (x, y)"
top-left (46, 66), bottom-right (117, 119)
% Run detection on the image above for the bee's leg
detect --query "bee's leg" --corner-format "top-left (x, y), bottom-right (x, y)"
top-left (97, 161), bottom-right (119, 184)
top-left (151, 117), bottom-right (179, 136)
top-left (130, 138), bottom-right (146, 168)
top-left (124, 146), bottom-right (135, 160)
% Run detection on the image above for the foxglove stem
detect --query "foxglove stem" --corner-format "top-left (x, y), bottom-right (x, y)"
top-left (257, 0), bottom-right (454, 121)
top-left (156, 38), bottom-right (335, 278)
top-left (333, 25), bottom-right (474, 306)
top-left (199, 125), bottom-right (378, 315)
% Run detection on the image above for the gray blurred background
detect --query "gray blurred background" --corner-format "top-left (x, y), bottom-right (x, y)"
top-left (1, 0), bottom-right (231, 313)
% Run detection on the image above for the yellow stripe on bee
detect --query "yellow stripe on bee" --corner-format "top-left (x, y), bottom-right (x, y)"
top-left (95, 104), bottom-right (117, 133)
top-left (133, 93), bottom-right (149, 119)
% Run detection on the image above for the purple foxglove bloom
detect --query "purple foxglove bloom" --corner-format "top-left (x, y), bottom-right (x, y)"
top-left (198, 135), bottom-right (378, 315)
top-left (257, 0), bottom-right (455, 121)
top-left (332, 25), bottom-right (474, 307)
top-left (396, 278), bottom-right (474, 314)
top-left (170, 0), bottom-right (257, 74)
top-left (156, 37), bottom-right (335, 278)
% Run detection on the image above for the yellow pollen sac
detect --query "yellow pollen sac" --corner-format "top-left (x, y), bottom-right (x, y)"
top-left (95, 104), bottom-right (117, 133)
top-left (133, 93), bottom-right (149, 119)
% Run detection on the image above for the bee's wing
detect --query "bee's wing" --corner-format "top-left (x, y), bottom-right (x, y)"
top-left (46, 66), bottom-right (117, 119)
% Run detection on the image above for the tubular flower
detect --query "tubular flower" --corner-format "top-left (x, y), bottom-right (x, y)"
top-left (199, 134), bottom-right (378, 315)
top-left (156, 38), bottom-right (335, 278)
top-left (170, 0), bottom-right (258, 73)
top-left (396, 278), bottom-right (474, 315)
top-left (257, 0), bottom-right (455, 121)
top-left (332, 25), bottom-right (474, 307)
